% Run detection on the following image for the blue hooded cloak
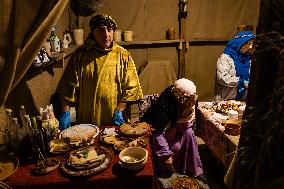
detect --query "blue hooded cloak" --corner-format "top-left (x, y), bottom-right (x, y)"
top-left (223, 31), bottom-right (255, 100)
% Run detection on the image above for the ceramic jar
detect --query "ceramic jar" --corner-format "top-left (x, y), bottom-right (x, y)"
top-left (123, 31), bottom-right (133, 42)
top-left (73, 29), bottom-right (84, 46)
top-left (114, 30), bottom-right (122, 43)
top-left (62, 33), bottom-right (72, 49)
top-left (167, 27), bottom-right (176, 40)
top-left (51, 36), bottom-right (60, 52)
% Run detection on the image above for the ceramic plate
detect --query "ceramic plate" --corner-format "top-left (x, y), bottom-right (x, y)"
top-left (33, 159), bottom-right (60, 174)
top-left (0, 155), bottom-right (19, 181)
top-left (0, 181), bottom-right (12, 189)
top-left (171, 176), bottom-right (200, 189)
top-left (60, 146), bottom-right (113, 177)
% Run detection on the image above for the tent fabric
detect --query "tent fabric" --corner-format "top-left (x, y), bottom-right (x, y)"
top-left (139, 59), bottom-right (177, 95)
top-left (0, 0), bottom-right (69, 106)
top-left (0, 0), bottom-right (260, 126)
top-left (90, 0), bottom-right (259, 100)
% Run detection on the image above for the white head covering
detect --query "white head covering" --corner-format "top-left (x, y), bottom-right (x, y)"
top-left (173, 78), bottom-right (196, 96)
top-left (171, 78), bottom-right (197, 104)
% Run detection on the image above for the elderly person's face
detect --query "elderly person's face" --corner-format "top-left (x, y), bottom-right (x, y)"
top-left (240, 39), bottom-right (255, 54)
top-left (93, 26), bottom-right (114, 49)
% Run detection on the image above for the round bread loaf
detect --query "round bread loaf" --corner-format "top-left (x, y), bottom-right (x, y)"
top-left (118, 122), bottom-right (150, 137)
top-left (61, 125), bottom-right (98, 142)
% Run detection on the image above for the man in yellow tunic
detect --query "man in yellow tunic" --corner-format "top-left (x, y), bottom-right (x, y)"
top-left (57, 14), bottom-right (143, 129)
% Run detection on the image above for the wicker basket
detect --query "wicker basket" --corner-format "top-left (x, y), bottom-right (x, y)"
top-left (222, 120), bottom-right (241, 136)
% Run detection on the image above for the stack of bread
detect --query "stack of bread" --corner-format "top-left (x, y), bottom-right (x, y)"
top-left (60, 146), bottom-right (112, 176)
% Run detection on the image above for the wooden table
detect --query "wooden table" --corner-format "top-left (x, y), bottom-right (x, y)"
top-left (195, 102), bottom-right (240, 169)
top-left (5, 127), bottom-right (155, 189)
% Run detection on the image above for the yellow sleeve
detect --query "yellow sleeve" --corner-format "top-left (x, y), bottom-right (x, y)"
top-left (120, 54), bottom-right (143, 102)
top-left (58, 52), bottom-right (80, 102)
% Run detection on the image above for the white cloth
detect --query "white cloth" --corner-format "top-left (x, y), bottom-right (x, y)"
top-left (139, 60), bottom-right (177, 95)
top-left (216, 54), bottom-right (239, 87)
top-left (215, 53), bottom-right (250, 100)
top-left (216, 54), bottom-right (238, 100)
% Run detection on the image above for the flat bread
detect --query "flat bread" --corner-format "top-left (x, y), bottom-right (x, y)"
top-left (119, 122), bottom-right (150, 137)
top-left (61, 124), bottom-right (99, 142)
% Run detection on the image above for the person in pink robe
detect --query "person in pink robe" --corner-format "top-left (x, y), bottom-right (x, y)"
top-left (141, 78), bottom-right (207, 182)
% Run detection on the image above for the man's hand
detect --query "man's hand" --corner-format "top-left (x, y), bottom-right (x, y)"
top-left (112, 110), bottom-right (125, 126)
top-left (59, 111), bottom-right (71, 130)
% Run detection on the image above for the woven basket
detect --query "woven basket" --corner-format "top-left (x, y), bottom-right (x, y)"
top-left (222, 120), bottom-right (241, 136)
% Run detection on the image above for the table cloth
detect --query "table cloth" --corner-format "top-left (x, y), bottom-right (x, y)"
top-left (5, 127), bottom-right (155, 189)
top-left (195, 102), bottom-right (240, 169)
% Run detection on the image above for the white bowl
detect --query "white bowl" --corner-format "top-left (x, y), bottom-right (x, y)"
top-left (204, 102), bottom-right (213, 109)
top-left (228, 110), bottom-right (238, 120)
top-left (119, 147), bottom-right (148, 171)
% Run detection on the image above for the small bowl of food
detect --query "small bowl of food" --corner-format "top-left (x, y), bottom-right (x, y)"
top-left (118, 147), bottom-right (148, 171)
top-left (33, 158), bottom-right (60, 174)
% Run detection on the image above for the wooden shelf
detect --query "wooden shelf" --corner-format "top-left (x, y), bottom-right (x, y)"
top-left (27, 44), bottom-right (79, 78)
top-left (51, 44), bottom-right (79, 61)
top-left (118, 39), bottom-right (228, 48)
top-left (118, 39), bottom-right (184, 46)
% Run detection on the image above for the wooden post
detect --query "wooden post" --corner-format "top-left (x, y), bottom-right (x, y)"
top-left (177, 0), bottom-right (188, 79)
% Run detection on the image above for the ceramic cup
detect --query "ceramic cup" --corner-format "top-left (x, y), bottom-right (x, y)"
top-left (123, 31), bottom-right (133, 42)
top-left (167, 27), bottom-right (176, 40)
top-left (114, 30), bottom-right (122, 43)
top-left (73, 29), bottom-right (84, 46)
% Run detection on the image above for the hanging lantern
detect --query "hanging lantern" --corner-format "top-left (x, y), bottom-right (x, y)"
top-left (178, 0), bottom-right (188, 19)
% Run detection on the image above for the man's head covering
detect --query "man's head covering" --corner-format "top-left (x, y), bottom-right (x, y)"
top-left (89, 14), bottom-right (117, 31)
top-left (171, 78), bottom-right (197, 104)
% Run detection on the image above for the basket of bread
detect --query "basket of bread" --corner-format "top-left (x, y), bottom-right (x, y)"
top-left (222, 119), bottom-right (242, 136)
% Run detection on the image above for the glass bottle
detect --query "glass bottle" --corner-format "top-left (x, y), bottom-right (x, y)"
top-left (24, 115), bottom-right (36, 148)
top-left (24, 115), bottom-right (33, 137)
top-left (5, 109), bottom-right (13, 145)
top-left (30, 116), bottom-right (46, 154)
top-left (37, 116), bottom-right (49, 154)
top-left (11, 117), bottom-right (20, 152)
top-left (23, 115), bottom-right (37, 161)
top-left (0, 109), bottom-right (12, 153)
top-left (19, 105), bottom-right (27, 128)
